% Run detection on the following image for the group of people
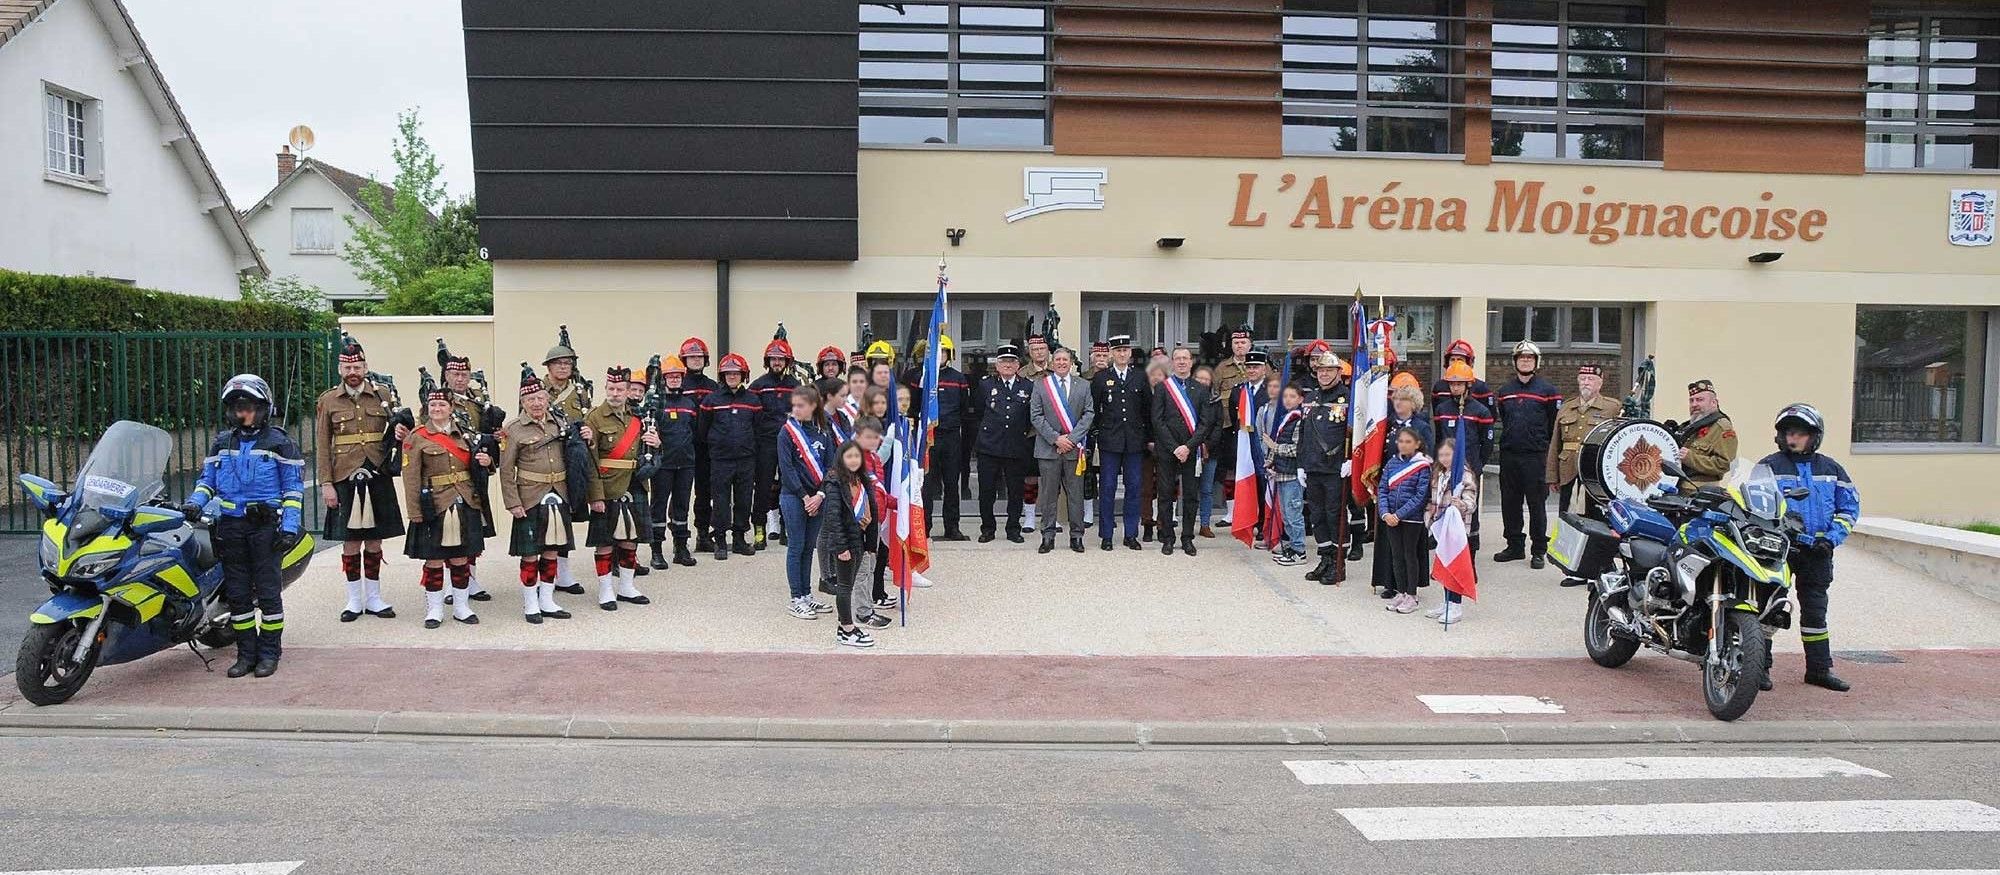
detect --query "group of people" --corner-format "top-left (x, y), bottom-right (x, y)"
top-left (177, 316), bottom-right (1860, 690)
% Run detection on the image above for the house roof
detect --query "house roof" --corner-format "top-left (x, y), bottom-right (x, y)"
top-left (240, 157), bottom-right (435, 227)
top-left (1, 0), bottom-right (265, 276)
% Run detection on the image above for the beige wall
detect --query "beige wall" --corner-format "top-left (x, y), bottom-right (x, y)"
top-left (338, 316), bottom-right (496, 402)
top-left (489, 149), bottom-right (2000, 522)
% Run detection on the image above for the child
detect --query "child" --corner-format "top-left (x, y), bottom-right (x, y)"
top-left (1266, 383), bottom-right (1307, 565)
top-left (1759, 403), bottom-right (1858, 692)
top-left (1378, 426), bottom-right (1432, 614)
top-left (852, 415), bottom-right (897, 628)
top-left (818, 441), bottom-right (878, 648)
top-left (776, 385), bottom-right (834, 620)
top-left (820, 377), bottom-right (854, 445)
top-left (1427, 437), bottom-right (1478, 624)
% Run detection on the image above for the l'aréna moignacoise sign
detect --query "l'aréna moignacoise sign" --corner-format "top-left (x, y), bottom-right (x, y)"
top-left (1227, 174), bottom-right (1830, 245)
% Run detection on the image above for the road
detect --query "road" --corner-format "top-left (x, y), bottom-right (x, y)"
top-left (0, 735), bottom-right (1992, 875)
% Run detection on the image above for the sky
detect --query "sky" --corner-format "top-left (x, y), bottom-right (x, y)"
top-left (125, 0), bottom-right (475, 208)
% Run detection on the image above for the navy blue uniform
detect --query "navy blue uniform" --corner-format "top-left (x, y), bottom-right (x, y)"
top-left (1298, 380), bottom-right (1350, 563)
top-left (699, 384), bottom-right (759, 540)
top-left (1494, 374), bottom-right (1561, 557)
top-left (1091, 363), bottom-right (1152, 542)
top-left (682, 371), bottom-right (721, 542)
top-left (647, 388), bottom-right (701, 545)
top-left (974, 374), bottom-right (1035, 537)
top-left (190, 424), bottom-right (304, 662)
top-left (748, 372), bottom-right (798, 524)
top-left (1761, 449), bottom-right (1861, 677)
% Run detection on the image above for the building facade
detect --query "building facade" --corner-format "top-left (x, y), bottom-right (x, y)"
top-left (464, 0), bottom-right (2000, 523)
top-left (241, 150), bottom-right (413, 303)
top-left (0, 0), bottom-right (261, 296)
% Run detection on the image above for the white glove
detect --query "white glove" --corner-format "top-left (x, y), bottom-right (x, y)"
top-left (1296, 469), bottom-right (1307, 484)
top-left (1341, 461), bottom-right (1352, 477)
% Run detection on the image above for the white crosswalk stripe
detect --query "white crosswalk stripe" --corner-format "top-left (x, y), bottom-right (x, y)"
top-left (1335, 799), bottom-right (2000, 842)
top-left (1589, 870), bottom-right (2000, 875)
top-left (1286, 756), bottom-right (1888, 785)
top-left (1417, 694), bottom-right (1564, 713)
top-left (0, 864), bottom-right (304, 875)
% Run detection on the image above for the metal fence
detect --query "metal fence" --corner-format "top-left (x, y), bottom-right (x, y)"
top-left (0, 330), bottom-right (338, 534)
top-left (1853, 374), bottom-right (1969, 443)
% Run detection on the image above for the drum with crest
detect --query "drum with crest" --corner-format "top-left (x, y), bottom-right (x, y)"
top-left (1577, 417), bottom-right (1683, 506)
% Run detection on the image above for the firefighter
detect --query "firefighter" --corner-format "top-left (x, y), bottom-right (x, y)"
top-left (701, 353), bottom-right (760, 560)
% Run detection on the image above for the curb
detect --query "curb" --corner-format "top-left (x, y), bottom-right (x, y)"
top-left (3, 706), bottom-right (1998, 746)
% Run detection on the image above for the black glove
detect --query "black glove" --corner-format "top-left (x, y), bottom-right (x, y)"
top-left (275, 529), bottom-right (301, 554)
top-left (181, 503), bottom-right (202, 522)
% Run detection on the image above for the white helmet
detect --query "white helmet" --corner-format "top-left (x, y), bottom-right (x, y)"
top-left (1511, 340), bottom-right (1542, 360)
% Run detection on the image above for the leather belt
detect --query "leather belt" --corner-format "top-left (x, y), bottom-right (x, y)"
top-left (518, 470), bottom-right (565, 484)
top-left (597, 459), bottom-right (637, 470)
top-left (428, 471), bottom-right (471, 487)
top-left (332, 431), bottom-right (383, 446)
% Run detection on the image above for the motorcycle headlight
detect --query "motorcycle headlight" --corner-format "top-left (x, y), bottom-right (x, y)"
top-left (1743, 526), bottom-right (1787, 560)
top-left (69, 552), bottom-right (122, 579)
top-left (38, 533), bottom-right (58, 569)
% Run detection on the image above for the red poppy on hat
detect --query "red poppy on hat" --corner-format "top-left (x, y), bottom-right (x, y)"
top-left (1578, 364), bottom-right (1603, 378)
top-left (338, 336), bottom-right (365, 365)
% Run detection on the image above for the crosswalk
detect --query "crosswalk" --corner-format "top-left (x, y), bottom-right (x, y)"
top-left (1285, 753), bottom-right (2000, 871)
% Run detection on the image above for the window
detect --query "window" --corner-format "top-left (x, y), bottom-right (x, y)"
top-left (1867, 9), bottom-right (2000, 170)
top-left (1185, 302), bottom-right (1284, 349)
top-left (1569, 305), bottom-right (1622, 347)
top-left (1491, 0), bottom-right (1655, 161)
top-left (1853, 307), bottom-right (1993, 444)
top-left (44, 88), bottom-right (97, 180)
top-left (1493, 303), bottom-right (1631, 349)
top-left (1282, 0), bottom-right (1458, 156)
top-left (860, 2), bottom-right (1050, 146)
top-left (290, 208), bottom-right (340, 254)
top-left (1496, 304), bottom-right (1562, 345)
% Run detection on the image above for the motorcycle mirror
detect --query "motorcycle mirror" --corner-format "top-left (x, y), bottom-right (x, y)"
top-left (1659, 457), bottom-right (1686, 480)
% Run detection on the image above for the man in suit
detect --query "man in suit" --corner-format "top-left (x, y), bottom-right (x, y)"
top-left (1092, 335), bottom-right (1150, 552)
top-left (1152, 347), bottom-right (1221, 557)
top-left (1031, 347), bottom-right (1096, 554)
top-left (973, 342), bottom-right (1035, 543)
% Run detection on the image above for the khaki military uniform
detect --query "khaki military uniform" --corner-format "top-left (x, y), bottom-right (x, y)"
top-left (315, 382), bottom-right (405, 541)
top-left (545, 377), bottom-right (589, 423)
top-left (1020, 358), bottom-right (1051, 381)
top-left (448, 391), bottom-right (486, 432)
top-left (500, 414), bottom-right (573, 555)
top-left (401, 424), bottom-right (488, 559)
top-left (1546, 394), bottom-right (1625, 486)
top-left (1212, 357), bottom-right (1253, 399)
top-left (1680, 413), bottom-right (1738, 486)
top-left (585, 402), bottom-right (647, 545)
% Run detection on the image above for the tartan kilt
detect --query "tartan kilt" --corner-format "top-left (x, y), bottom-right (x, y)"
top-left (508, 501), bottom-right (576, 557)
top-left (322, 476), bottom-right (405, 542)
top-left (403, 502), bottom-right (485, 560)
top-left (585, 493), bottom-right (645, 547)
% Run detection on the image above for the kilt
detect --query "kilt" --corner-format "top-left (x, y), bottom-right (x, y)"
top-left (508, 500), bottom-right (576, 557)
top-left (585, 493), bottom-right (645, 547)
top-left (322, 475), bottom-right (404, 542)
top-left (404, 501), bottom-right (486, 560)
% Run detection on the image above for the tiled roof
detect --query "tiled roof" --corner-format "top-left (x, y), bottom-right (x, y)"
top-left (0, 0), bottom-right (56, 49)
top-left (304, 159), bottom-right (405, 224)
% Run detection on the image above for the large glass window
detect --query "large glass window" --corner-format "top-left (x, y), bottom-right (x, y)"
top-left (1853, 307), bottom-right (1992, 444)
top-left (1868, 9), bottom-right (2000, 170)
top-left (1283, 0), bottom-right (1458, 156)
top-left (1491, 0), bottom-right (1655, 161)
top-left (860, 2), bottom-right (1050, 147)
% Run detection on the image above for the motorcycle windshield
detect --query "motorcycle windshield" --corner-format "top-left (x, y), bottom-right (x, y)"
top-left (67, 421), bottom-right (173, 543)
top-left (1726, 460), bottom-right (1782, 520)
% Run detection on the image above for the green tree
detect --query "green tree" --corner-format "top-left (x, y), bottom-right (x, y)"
top-left (238, 273), bottom-right (328, 311)
top-left (427, 197), bottom-right (482, 269)
top-left (380, 262), bottom-right (493, 316)
top-left (342, 108), bottom-right (450, 296)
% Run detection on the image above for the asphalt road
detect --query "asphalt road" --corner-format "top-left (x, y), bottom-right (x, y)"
top-left (0, 735), bottom-right (1992, 875)
top-left (0, 536), bottom-right (44, 673)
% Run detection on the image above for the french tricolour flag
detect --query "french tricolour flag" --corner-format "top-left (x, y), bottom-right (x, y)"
top-left (1230, 384), bottom-right (1259, 547)
top-left (1429, 410), bottom-right (1477, 604)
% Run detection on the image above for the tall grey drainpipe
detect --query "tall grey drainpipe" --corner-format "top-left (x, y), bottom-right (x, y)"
top-left (716, 259), bottom-right (731, 356)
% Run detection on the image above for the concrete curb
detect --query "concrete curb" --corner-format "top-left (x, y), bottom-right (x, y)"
top-left (3, 706), bottom-right (1998, 746)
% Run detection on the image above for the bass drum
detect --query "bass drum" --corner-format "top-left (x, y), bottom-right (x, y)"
top-left (1578, 418), bottom-right (1682, 505)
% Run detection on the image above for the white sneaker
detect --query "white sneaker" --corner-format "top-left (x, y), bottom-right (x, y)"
top-left (809, 599), bottom-right (834, 614)
top-left (837, 626), bottom-right (876, 648)
top-left (1423, 604), bottom-right (1446, 620)
top-left (1438, 603), bottom-right (1464, 624)
top-left (787, 599), bottom-right (818, 620)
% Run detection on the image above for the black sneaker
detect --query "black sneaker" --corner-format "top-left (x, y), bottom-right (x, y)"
top-left (732, 535), bottom-right (755, 557)
top-left (1529, 554), bottom-right (1546, 570)
top-left (837, 626), bottom-right (876, 648)
top-left (1379, 586), bottom-right (1398, 599)
top-left (861, 614), bottom-right (892, 629)
top-left (1492, 547), bottom-right (1526, 562)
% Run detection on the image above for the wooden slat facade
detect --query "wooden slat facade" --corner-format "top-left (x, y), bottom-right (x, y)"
top-left (1659, 0), bottom-right (1869, 174)
top-left (1052, 0), bottom-right (1284, 158)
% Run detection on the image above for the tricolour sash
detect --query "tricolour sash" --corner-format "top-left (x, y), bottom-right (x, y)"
top-left (1383, 454), bottom-right (1432, 492)
top-left (1042, 375), bottom-right (1077, 434)
top-left (1162, 377), bottom-right (1197, 435)
top-left (784, 418), bottom-right (825, 485)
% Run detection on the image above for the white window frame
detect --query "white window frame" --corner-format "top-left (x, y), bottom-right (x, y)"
top-left (1490, 0), bottom-right (1654, 162)
top-left (290, 207), bottom-right (341, 255)
top-left (43, 84), bottom-right (103, 186)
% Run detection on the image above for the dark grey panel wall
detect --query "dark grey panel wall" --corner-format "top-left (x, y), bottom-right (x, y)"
top-left (463, 0), bottom-right (859, 261)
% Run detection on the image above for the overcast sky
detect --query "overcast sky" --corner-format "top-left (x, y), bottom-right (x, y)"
top-left (126, 0), bottom-right (475, 207)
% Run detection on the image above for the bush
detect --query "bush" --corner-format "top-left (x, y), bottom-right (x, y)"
top-left (0, 268), bottom-right (329, 331)
top-left (379, 261), bottom-right (493, 316)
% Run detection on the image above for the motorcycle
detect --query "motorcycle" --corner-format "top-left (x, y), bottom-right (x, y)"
top-left (14, 421), bottom-right (316, 705)
top-left (1550, 446), bottom-right (1811, 721)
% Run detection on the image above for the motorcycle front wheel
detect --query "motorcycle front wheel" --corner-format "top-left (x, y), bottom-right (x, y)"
top-left (16, 622), bottom-right (104, 706)
top-left (1583, 591), bottom-right (1639, 668)
top-left (1704, 610), bottom-right (1767, 722)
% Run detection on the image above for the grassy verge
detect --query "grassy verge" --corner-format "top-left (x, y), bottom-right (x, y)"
top-left (1964, 522), bottom-right (2000, 537)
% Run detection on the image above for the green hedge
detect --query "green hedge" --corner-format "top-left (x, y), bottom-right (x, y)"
top-left (0, 268), bottom-right (331, 331)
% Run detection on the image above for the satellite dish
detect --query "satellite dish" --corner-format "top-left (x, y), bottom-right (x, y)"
top-left (287, 125), bottom-right (315, 155)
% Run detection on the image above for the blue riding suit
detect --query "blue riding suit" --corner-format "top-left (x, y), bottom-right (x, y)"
top-left (1759, 449), bottom-right (1860, 675)
top-left (190, 424), bottom-right (304, 659)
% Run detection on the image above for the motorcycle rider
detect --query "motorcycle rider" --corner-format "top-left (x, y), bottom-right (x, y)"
top-left (185, 374), bottom-right (304, 679)
top-left (1759, 403), bottom-right (1859, 693)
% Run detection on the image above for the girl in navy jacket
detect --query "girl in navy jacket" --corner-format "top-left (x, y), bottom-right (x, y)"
top-left (776, 385), bottom-right (833, 619)
top-left (1378, 427), bottom-right (1433, 615)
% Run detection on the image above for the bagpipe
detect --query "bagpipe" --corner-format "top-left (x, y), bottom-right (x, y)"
top-left (773, 323), bottom-right (817, 386)
top-left (434, 341), bottom-right (502, 498)
top-left (524, 361), bottom-right (597, 517)
top-left (367, 370), bottom-right (414, 478)
top-left (633, 355), bottom-right (664, 482)
top-left (1623, 354), bottom-right (1656, 420)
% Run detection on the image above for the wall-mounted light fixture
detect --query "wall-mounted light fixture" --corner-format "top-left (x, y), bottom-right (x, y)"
top-left (1747, 251), bottom-right (1784, 264)
top-left (946, 228), bottom-right (967, 247)
top-left (1156, 237), bottom-right (1185, 249)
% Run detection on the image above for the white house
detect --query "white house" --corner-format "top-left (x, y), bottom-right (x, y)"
top-left (0, 0), bottom-right (262, 296)
top-left (240, 149), bottom-right (419, 303)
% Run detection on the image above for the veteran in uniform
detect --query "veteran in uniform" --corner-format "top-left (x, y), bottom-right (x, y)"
top-left (440, 347), bottom-right (504, 602)
top-left (403, 377), bottom-right (494, 629)
top-left (542, 326), bottom-right (592, 423)
top-left (1548, 363), bottom-right (1624, 518)
top-left (1211, 325), bottom-right (1256, 399)
top-left (1677, 379), bottom-right (1738, 487)
top-left (499, 365), bottom-right (578, 625)
top-left (585, 367), bottom-right (658, 611)
top-left (315, 336), bottom-right (407, 622)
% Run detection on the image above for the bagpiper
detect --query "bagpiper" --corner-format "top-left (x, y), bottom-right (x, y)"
top-left (585, 366), bottom-right (658, 610)
top-left (402, 372), bottom-right (496, 628)
top-left (1212, 324), bottom-right (1256, 398)
top-left (1676, 379), bottom-right (1738, 488)
top-left (314, 334), bottom-right (409, 622)
top-left (498, 364), bottom-right (575, 624)
top-left (1548, 363), bottom-right (1623, 518)
top-left (437, 339), bottom-right (506, 602)
top-left (542, 325), bottom-right (593, 423)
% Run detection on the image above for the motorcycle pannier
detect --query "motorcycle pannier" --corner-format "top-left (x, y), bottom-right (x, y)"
top-left (1548, 512), bottom-right (1618, 580)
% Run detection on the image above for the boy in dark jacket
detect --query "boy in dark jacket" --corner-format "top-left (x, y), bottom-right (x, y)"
top-left (648, 355), bottom-right (702, 568)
